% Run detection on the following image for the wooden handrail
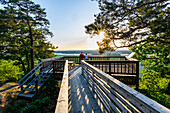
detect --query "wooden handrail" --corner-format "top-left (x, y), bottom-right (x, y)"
top-left (18, 62), bottom-right (42, 83)
top-left (81, 60), bottom-right (170, 113)
top-left (19, 62), bottom-right (53, 94)
top-left (63, 56), bottom-right (127, 64)
top-left (55, 60), bottom-right (68, 113)
top-left (40, 57), bottom-right (64, 62)
top-left (18, 66), bottom-right (42, 88)
top-left (86, 60), bottom-right (139, 63)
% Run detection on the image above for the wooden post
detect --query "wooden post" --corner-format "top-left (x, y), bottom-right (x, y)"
top-left (121, 63), bottom-right (122, 73)
top-left (136, 61), bottom-right (139, 90)
top-left (125, 63), bottom-right (126, 73)
top-left (114, 63), bottom-right (115, 73)
top-left (109, 62), bottom-right (111, 75)
top-left (35, 79), bottom-right (38, 94)
top-left (21, 86), bottom-right (23, 91)
top-left (53, 61), bottom-right (55, 74)
top-left (82, 64), bottom-right (84, 75)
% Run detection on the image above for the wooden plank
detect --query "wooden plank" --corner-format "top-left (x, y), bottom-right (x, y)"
top-left (82, 68), bottom-right (107, 113)
top-left (81, 61), bottom-right (170, 113)
top-left (55, 60), bottom-right (68, 113)
top-left (84, 67), bottom-right (119, 113)
top-left (41, 57), bottom-right (63, 62)
top-left (85, 73), bottom-right (111, 112)
top-left (95, 78), bottom-right (132, 113)
top-left (24, 88), bottom-right (36, 92)
top-left (86, 68), bottom-right (132, 113)
top-left (69, 67), bottom-right (103, 113)
top-left (18, 62), bottom-right (42, 83)
top-left (93, 73), bottom-right (141, 113)
top-left (18, 66), bottom-right (42, 88)
top-left (18, 93), bottom-right (35, 98)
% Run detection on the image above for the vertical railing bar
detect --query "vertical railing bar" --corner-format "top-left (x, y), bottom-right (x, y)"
top-left (121, 63), bottom-right (122, 73)
top-left (136, 62), bottom-right (139, 90)
top-left (114, 63), bottom-right (115, 73)
top-left (117, 63), bottom-right (119, 73)
top-left (125, 63), bottom-right (126, 73)
top-left (99, 62), bottom-right (100, 69)
top-left (128, 63), bottom-right (129, 73)
top-left (132, 63), bottom-right (134, 74)
top-left (102, 63), bottom-right (103, 71)
top-left (109, 62), bottom-right (111, 75)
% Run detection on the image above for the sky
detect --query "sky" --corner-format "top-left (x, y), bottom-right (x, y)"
top-left (32, 0), bottom-right (101, 50)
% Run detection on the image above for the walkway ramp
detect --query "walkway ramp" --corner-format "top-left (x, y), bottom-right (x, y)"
top-left (68, 66), bottom-right (106, 113)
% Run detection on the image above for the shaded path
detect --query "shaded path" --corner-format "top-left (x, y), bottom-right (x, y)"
top-left (0, 84), bottom-right (18, 92)
top-left (0, 82), bottom-right (19, 112)
top-left (68, 66), bottom-right (106, 113)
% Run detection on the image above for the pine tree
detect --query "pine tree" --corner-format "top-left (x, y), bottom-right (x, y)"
top-left (0, 0), bottom-right (57, 74)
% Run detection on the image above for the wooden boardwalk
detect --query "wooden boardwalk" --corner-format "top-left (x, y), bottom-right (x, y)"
top-left (68, 66), bottom-right (106, 113)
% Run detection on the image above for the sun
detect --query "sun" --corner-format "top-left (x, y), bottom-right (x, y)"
top-left (98, 31), bottom-right (105, 39)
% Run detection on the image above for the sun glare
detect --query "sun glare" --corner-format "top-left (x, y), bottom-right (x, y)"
top-left (99, 31), bottom-right (105, 39)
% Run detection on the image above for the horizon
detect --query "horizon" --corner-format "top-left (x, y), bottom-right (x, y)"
top-left (55, 48), bottom-right (130, 51)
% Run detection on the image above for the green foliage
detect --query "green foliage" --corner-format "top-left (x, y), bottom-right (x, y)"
top-left (0, 59), bottom-right (24, 82)
top-left (86, 0), bottom-right (170, 107)
top-left (85, 0), bottom-right (169, 52)
top-left (21, 97), bottom-right (51, 113)
top-left (130, 36), bottom-right (170, 108)
top-left (40, 78), bottom-right (61, 101)
top-left (0, 0), bottom-right (57, 74)
top-left (139, 81), bottom-right (170, 108)
top-left (4, 99), bottom-right (27, 113)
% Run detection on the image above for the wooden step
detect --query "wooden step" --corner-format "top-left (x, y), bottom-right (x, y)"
top-left (17, 93), bottom-right (35, 98)
top-left (44, 75), bottom-right (50, 78)
top-left (24, 88), bottom-right (36, 92)
top-left (30, 83), bottom-right (43, 87)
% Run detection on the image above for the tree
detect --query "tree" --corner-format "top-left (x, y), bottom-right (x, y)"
top-left (85, 0), bottom-right (169, 53)
top-left (85, 0), bottom-right (170, 107)
top-left (0, 0), bottom-right (57, 74)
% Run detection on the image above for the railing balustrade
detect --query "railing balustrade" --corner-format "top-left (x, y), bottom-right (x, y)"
top-left (41, 57), bottom-right (64, 69)
top-left (63, 56), bottom-right (126, 64)
top-left (81, 60), bottom-right (170, 113)
top-left (86, 60), bottom-right (139, 89)
top-left (55, 60), bottom-right (68, 113)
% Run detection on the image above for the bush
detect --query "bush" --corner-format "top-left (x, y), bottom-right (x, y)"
top-left (21, 97), bottom-right (51, 113)
top-left (0, 59), bottom-right (24, 82)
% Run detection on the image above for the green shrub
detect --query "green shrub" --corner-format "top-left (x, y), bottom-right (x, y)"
top-left (21, 97), bottom-right (51, 113)
top-left (0, 59), bottom-right (24, 82)
top-left (4, 99), bottom-right (27, 113)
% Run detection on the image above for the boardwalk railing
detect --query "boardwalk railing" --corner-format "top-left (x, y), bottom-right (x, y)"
top-left (41, 57), bottom-right (64, 69)
top-left (81, 60), bottom-right (170, 113)
top-left (63, 56), bottom-right (126, 64)
top-left (86, 60), bottom-right (139, 89)
top-left (18, 62), bottom-right (43, 91)
top-left (18, 57), bottom-right (64, 97)
top-left (53, 60), bottom-right (66, 73)
top-left (55, 60), bottom-right (68, 113)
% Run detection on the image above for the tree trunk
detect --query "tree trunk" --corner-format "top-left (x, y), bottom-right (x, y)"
top-left (27, 21), bottom-right (34, 70)
top-left (26, 53), bottom-right (30, 73)
top-left (18, 57), bottom-right (27, 75)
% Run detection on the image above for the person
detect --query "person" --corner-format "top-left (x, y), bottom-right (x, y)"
top-left (79, 52), bottom-right (85, 61)
top-left (85, 53), bottom-right (88, 60)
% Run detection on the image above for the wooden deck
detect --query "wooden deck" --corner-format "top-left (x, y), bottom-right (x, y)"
top-left (19, 57), bottom-right (170, 113)
top-left (68, 66), bottom-right (106, 113)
